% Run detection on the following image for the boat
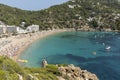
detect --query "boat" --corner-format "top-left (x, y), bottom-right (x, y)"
top-left (18, 59), bottom-right (28, 63)
top-left (92, 52), bottom-right (96, 55)
top-left (105, 46), bottom-right (111, 50)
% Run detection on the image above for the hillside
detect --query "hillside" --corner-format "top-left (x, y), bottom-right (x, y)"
top-left (0, 0), bottom-right (120, 30)
top-left (0, 56), bottom-right (58, 80)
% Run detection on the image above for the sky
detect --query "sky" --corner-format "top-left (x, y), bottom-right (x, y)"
top-left (0, 0), bottom-right (69, 11)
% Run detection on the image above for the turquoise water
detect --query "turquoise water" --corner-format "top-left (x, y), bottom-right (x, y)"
top-left (20, 31), bottom-right (120, 80)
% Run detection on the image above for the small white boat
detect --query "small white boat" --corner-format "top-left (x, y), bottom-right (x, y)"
top-left (105, 46), bottom-right (111, 50)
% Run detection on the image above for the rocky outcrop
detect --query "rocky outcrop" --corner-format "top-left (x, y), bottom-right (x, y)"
top-left (28, 74), bottom-right (39, 80)
top-left (42, 59), bottom-right (48, 68)
top-left (103, 28), bottom-right (112, 32)
top-left (17, 74), bottom-right (23, 80)
top-left (58, 64), bottom-right (99, 80)
top-left (78, 26), bottom-right (95, 31)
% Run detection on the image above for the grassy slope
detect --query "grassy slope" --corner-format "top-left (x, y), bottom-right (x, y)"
top-left (0, 56), bottom-right (58, 80)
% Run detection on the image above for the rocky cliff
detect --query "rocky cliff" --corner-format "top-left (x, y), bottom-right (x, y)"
top-left (58, 64), bottom-right (99, 80)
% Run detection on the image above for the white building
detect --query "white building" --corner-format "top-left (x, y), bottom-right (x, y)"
top-left (6, 25), bottom-right (18, 34)
top-left (0, 24), bottom-right (39, 35)
top-left (68, 5), bottom-right (75, 9)
top-left (26, 24), bottom-right (39, 33)
top-left (0, 25), bottom-right (24, 34)
top-left (16, 27), bottom-right (27, 34)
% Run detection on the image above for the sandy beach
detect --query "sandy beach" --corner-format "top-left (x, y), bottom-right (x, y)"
top-left (0, 29), bottom-right (70, 61)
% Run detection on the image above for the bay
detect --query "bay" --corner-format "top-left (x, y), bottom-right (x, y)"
top-left (20, 31), bottom-right (120, 80)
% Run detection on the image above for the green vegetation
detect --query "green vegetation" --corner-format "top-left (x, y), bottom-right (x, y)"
top-left (0, 56), bottom-right (59, 80)
top-left (0, 0), bottom-right (120, 30)
top-left (0, 56), bottom-right (25, 80)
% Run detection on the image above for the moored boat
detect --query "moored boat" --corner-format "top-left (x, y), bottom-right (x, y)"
top-left (105, 46), bottom-right (111, 50)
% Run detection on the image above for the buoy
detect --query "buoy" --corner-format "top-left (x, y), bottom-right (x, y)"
top-left (92, 52), bottom-right (96, 55)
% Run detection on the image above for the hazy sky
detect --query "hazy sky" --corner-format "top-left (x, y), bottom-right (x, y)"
top-left (0, 0), bottom-right (69, 10)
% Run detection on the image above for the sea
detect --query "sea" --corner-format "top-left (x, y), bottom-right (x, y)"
top-left (20, 31), bottom-right (120, 80)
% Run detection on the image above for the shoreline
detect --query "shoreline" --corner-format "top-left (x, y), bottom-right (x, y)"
top-left (0, 28), bottom-right (117, 62)
top-left (14, 29), bottom-right (69, 61)
top-left (0, 29), bottom-right (71, 61)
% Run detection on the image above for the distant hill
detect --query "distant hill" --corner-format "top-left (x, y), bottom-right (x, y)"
top-left (0, 0), bottom-right (120, 30)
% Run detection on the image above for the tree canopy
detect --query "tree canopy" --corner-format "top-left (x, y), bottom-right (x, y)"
top-left (0, 0), bottom-right (120, 30)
